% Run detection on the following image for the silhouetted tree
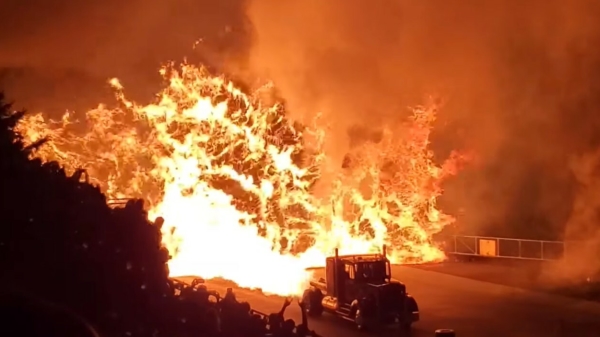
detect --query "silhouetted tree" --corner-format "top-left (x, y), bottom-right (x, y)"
top-left (0, 93), bottom-right (321, 337)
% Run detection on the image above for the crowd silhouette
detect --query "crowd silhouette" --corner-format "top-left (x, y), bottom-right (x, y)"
top-left (0, 93), bottom-right (322, 337)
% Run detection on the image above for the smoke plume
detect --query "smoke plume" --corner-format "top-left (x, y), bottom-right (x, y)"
top-left (0, 0), bottom-right (248, 109)
top-left (245, 0), bottom-right (600, 238)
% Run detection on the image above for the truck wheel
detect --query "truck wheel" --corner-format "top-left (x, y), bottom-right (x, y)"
top-left (354, 309), bottom-right (366, 331)
top-left (302, 289), bottom-right (323, 317)
top-left (406, 296), bottom-right (419, 313)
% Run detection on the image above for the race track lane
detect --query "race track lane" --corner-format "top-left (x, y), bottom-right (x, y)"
top-left (177, 265), bottom-right (600, 337)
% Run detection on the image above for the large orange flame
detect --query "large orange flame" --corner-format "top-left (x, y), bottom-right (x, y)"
top-left (15, 62), bottom-right (462, 296)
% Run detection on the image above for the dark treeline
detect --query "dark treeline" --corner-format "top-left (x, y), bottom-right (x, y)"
top-left (0, 93), bottom-right (321, 337)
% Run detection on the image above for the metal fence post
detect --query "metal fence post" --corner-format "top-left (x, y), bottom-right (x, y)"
top-left (453, 235), bottom-right (457, 254)
top-left (495, 237), bottom-right (500, 257)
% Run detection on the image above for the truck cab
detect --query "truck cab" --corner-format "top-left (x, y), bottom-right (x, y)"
top-left (302, 246), bottom-right (419, 333)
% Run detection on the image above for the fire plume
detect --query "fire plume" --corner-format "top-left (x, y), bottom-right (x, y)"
top-left (16, 62), bottom-right (463, 296)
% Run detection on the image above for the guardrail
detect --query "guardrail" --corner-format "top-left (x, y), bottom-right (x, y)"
top-left (436, 235), bottom-right (567, 261)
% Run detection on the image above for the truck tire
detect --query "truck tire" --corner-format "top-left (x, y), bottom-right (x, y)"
top-left (354, 309), bottom-right (365, 331)
top-left (399, 295), bottom-right (417, 336)
top-left (302, 289), bottom-right (323, 317)
top-left (406, 295), bottom-right (418, 313)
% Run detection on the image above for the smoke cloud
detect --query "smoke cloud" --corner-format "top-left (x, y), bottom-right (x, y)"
top-left (0, 0), bottom-right (248, 110)
top-left (245, 0), bottom-right (600, 239)
top-left (545, 151), bottom-right (600, 283)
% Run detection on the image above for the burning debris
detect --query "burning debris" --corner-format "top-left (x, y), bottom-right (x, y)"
top-left (16, 62), bottom-right (464, 296)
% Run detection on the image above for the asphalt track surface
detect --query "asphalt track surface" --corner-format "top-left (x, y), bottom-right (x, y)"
top-left (177, 264), bottom-right (600, 337)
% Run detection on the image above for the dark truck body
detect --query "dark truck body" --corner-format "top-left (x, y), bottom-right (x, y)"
top-left (302, 246), bottom-right (419, 334)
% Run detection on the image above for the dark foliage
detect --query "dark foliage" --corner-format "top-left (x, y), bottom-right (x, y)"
top-left (0, 93), bottom-right (320, 337)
